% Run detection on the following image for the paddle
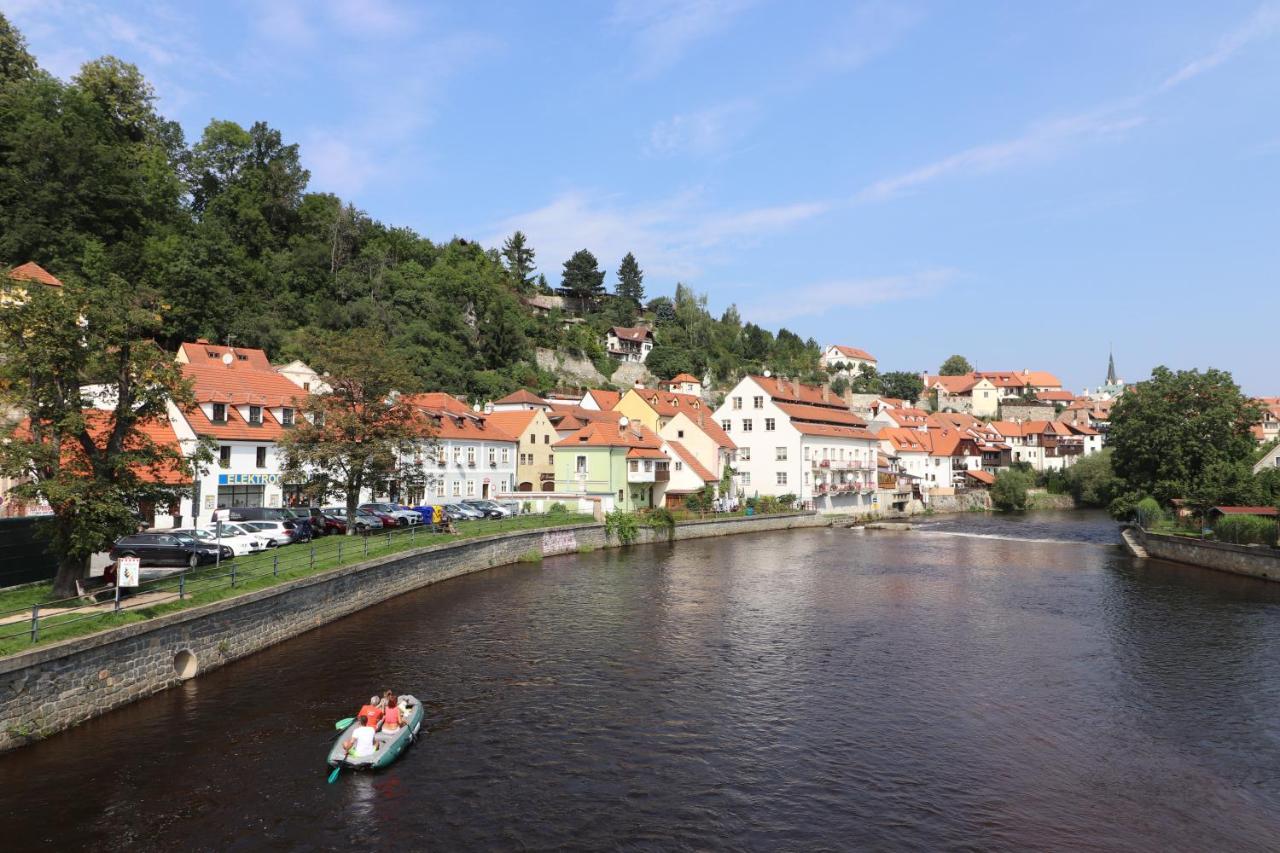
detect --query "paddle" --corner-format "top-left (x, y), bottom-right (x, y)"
top-left (334, 717), bottom-right (354, 730)
top-left (328, 765), bottom-right (341, 784)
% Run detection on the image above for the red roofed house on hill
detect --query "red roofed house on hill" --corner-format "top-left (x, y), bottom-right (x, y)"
top-left (167, 341), bottom-right (308, 525)
top-left (712, 375), bottom-right (879, 512)
top-left (604, 325), bottom-right (654, 363)
top-left (819, 345), bottom-right (877, 376)
top-left (661, 373), bottom-right (703, 396)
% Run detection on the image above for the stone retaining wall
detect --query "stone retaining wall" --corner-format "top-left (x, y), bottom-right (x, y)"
top-left (0, 512), bottom-right (828, 752)
top-left (1138, 529), bottom-right (1280, 582)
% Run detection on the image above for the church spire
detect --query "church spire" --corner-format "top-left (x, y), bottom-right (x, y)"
top-left (1106, 347), bottom-right (1117, 385)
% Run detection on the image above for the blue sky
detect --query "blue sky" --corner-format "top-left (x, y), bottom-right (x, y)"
top-left (6, 1), bottom-right (1279, 393)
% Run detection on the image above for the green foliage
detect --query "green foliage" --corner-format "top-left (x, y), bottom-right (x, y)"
top-left (604, 510), bottom-right (639, 544)
top-left (756, 495), bottom-right (780, 514)
top-left (1061, 449), bottom-right (1122, 507)
top-left (1212, 514), bottom-right (1277, 546)
top-left (1109, 366), bottom-right (1262, 508)
top-left (777, 493), bottom-right (797, 509)
top-left (500, 231), bottom-right (536, 293)
top-left (518, 549), bottom-right (543, 563)
top-left (991, 468), bottom-right (1033, 511)
top-left (879, 371), bottom-right (925, 402)
top-left (548, 501), bottom-right (568, 514)
top-left (644, 506), bottom-right (676, 540)
top-left (561, 248), bottom-right (606, 302)
top-left (939, 355), bottom-right (972, 376)
top-left (645, 344), bottom-right (700, 380)
top-left (0, 12), bottom-right (37, 85)
top-left (1134, 497), bottom-right (1164, 529)
top-left (616, 252), bottom-right (645, 304)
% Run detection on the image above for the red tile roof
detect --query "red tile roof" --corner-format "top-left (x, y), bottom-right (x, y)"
top-left (881, 407), bottom-right (932, 427)
top-left (16, 411), bottom-right (188, 483)
top-left (878, 427), bottom-right (930, 453)
top-left (584, 389), bottom-right (622, 410)
top-left (667, 373), bottom-right (699, 384)
top-left (793, 423), bottom-right (876, 440)
top-left (750, 375), bottom-right (849, 408)
top-left (179, 341), bottom-right (274, 371)
top-left (493, 389), bottom-right (546, 406)
top-left (184, 400), bottom-right (286, 441)
top-left (1035, 390), bottom-right (1075, 402)
top-left (776, 401), bottom-right (867, 427)
top-left (965, 469), bottom-right (996, 485)
top-left (828, 345), bottom-right (877, 362)
top-left (631, 389), bottom-right (735, 449)
top-left (626, 447), bottom-right (668, 460)
top-left (1213, 506), bottom-right (1280, 517)
top-left (666, 440), bottom-right (716, 482)
top-left (483, 409), bottom-right (543, 437)
top-left (608, 326), bottom-right (653, 343)
top-left (402, 393), bottom-right (517, 442)
top-left (7, 261), bottom-right (62, 287)
top-left (924, 374), bottom-right (978, 393)
top-left (555, 420), bottom-right (665, 451)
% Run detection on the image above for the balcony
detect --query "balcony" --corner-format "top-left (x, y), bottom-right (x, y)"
top-left (627, 463), bottom-right (656, 483)
top-left (655, 466), bottom-right (670, 482)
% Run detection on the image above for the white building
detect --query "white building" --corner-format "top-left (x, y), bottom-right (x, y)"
top-left (819, 345), bottom-right (878, 376)
top-left (604, 326), bottom-right (654, 362)
top-left (401, 393), bottom-right (519, 502)
top-left (712, 375), bottom-right (879, 513)
top-left (660, 373), bottom-right (703, 396)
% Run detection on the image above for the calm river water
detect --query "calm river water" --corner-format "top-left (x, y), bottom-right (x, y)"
top-left (4, 510), bottom-right (1280, 851)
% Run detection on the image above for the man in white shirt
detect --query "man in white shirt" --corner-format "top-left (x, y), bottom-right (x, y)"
top-left (343, 715), bottom-right (378, 759)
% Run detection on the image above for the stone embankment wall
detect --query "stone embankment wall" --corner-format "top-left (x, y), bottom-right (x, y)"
top-left (928, 492), bottom-right (992, 514)
top-left (1136, 528), bottom-right (1280, 582)
top-left (0, 512), bottom-right (828, 752)
top-left (1027, 491), bottom-right (1075, 510)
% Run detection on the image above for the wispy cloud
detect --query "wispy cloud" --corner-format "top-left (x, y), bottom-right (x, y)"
top-left (646, 98), bottom-right (757, 156)
top-left (856, 111), bottom-right (1145, 202)
top-left (612, 0), bottom-right (757, 77)
top-left (744, 268), bottom-right (959, 321)
top-left (811, 1), bottom-right (923, 73)
top-left (1159, 3), bottom-right (1280, 91)
top-left (485, 189), bottom-right (830, 282)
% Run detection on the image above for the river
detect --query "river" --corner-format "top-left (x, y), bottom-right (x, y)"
top-left (4, 510), bottom-right (1280, 851)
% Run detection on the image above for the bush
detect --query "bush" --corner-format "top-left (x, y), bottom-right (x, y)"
top-left (1063, 449), bottom-right (1122, 507)
top-left (757, 495), bottom-right (780, 514)
top-left (1135, 497), bottom-right (1163, 529)
top-left (604, 510), bottom-right (639, 544)
top-left (777, 493), bottom-right (797, 510)
top-left (644, 506), bottom-right (676, 540)
top-left (991, 468), bottom-right (1033, 511)
top-left (548, 502), bottom-right (568, 514)
top-left (1212, 514), bottom-right (1278, 546)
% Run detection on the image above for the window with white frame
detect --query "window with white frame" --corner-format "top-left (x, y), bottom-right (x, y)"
top-left (775, 447), bottom-right (787, 461)
top-left (753, 396), bottom-right (763, 409)
top-left (741, 472), bottom-right (751, 486)
top-left (467, 446), bottom-right (476, 465)
top-left (488, 447), bottom-right (496, 465)
top-left (721, 419), bottom-right (731, 431)
top-left (436, 481), bottom-right (445, 497)
top-left (674, 461), bottom-right (683, 471)
top-left (742, 419), bottom-right (752, 432)
top-left (466, 480), bottom-right (476, 496)
top-left (248, 405), bottom-right (262, 425)
top-left (777, 472), bottom-right (787, 486)
top-left (502, 447), bottom-right (510, 464)
top-left (576, 455), bottom-right (588, 474)
top-left (281, 407), bottom-right (294, 427)
top-left (452, 480), bottom-right (461, 495)
top-left (738, 447), bottom-right (750, 461)
top-left (211, 402), bottom-right (227, 423)
top-left (765, 418), bottom-right (775, 431)
top-left (732, 396), bottom-right (742, 410)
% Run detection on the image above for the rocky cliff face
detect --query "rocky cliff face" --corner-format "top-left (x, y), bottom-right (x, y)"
top-left (535, 348), bottom-right (655, 390)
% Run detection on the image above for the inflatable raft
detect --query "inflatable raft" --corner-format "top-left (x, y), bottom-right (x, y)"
top-left (326, 695), bottom-right (424, 771)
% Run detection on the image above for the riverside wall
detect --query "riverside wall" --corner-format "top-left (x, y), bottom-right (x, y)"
top-left (0, 512), bottom-right (828, 752)
top-left (1135, 528), bottom-right (1280, 582)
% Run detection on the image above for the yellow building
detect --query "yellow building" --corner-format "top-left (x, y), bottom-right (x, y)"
top-left (485, 408), bottom-right (560, 492)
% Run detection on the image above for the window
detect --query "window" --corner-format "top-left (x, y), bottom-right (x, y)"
top-left (544, 434), bottom-right (550, 444)
top-left (777, 472), bottom-right (788, 486)
top-left (302, 382), bottom-right (311, 392)
top-left (467, 446), bottom-right (476, 465)
top-left (732, 396), bottom-right (742, 410)
top-left (742, 419), bottom-right (752, 432)
top-left (548, 454), bottom-right (554, 465)
top-left (629, 460), bottom-right (639, 472)
top-left (453, 445), bottom-right (462, 463)
top-left (803, 446), bottom-right (810, 460)
top-left (488, 447), bottom-right (496, 465)
top-left (576, 455), bottom-right (588, 474)
top-left (528, 434), bottom-right (535, 445)
top-left (256, 446), bottom-right (267, 468)
top-left (248, 405), bottom-right (262, 425)
top-left (721, 419), bottom-right (731, 431)
top-left (281, 407), bottom-right (294, 427)
top-left (219, 446), bottom-right (231, 468)
top-left (452, 480), bottom-right (461, 496)
top-left (313, 411), bottom-right (325, 427)
top-left (741, 472), bottom-right (751, 486)
top-left (765, 418), bottom-right (775, 431)
top-left (466, 480), bottom-right (476, 496)
top-left (738, 447), bottom-right (750, 461)
top-left (436, 481), bottom-right (445, 497)
top-left (677, 429), bottom-right (684, 438)
top-left (753, 396), bottom-right (763, 409)
top-left (775, 447), bottom-right (787, 461)
top-left (212, 402), bottom-right (227, 423)
top-left (674, 461), bottom-right (683, 471)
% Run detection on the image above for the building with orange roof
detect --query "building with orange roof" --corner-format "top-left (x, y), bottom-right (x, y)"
top-left (922, 369), bottom-right (1065, 418)
top-left (484, 407), bottom-right (559, 493)
top-left (579, 388), bottom-right (622, 411)
top-left (401, 393), bottom-right (518, 502)
top-left (712, 375), bottom-right (879, 511)
top-left (1251, 397), bottom-right (1280, 445)
top-left (871, 406), bottom-right (933, 431)
top-left (6, 261), bottom-right (63, 288)
top-left (604, 325), bottom-right (654, 362)
top-left (663, 439), bottom-right (718, 507)
top-left (552, 417), bottom-right (670, 511)
top-left (661, 373), bottom-right (703, 396)
top-left (490, 389), bottom-right (550, 412)
top-left (166, 341), bottom-right (310, 525)
top-left (819, 344), bottom-right (877, 376)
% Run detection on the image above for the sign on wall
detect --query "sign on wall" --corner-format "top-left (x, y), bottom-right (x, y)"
top-left (218, 473), bottom-right (281, 486)
top-left (117, 556), bottom-right (140, 587)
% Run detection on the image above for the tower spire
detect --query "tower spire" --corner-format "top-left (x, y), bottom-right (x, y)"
top-left (1106, 346), bottom-right (1117, 385)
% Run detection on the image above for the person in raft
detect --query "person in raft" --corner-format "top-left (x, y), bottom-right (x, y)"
top-left (358, 695), bottom-right (383, 730)
top-left (343, 714), bottom-right (378, 758)
top-left (380, 692), bottom-right (402, 734)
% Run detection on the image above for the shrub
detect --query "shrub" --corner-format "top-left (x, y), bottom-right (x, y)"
top-left (548, 502), bottom-right (568, 514)
top-left (757, 495), bottom-right (780, 514)
top-left (644, 506), bottom-right (676, 540)
top-left (1212, 514), bottom-right (1278, 546)
top-left (991, 468), bottom-right (1033, 511)
top-left (1134, 497), bottom-right (1163, 529)
top-left (604, 510), bottom-right (639, 544)
top-left (777, 493), bottom-right (797, 509)
top-left (1063, 449), bottom-right (1122, 507)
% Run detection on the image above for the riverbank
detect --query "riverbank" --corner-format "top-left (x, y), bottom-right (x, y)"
top-left (0, 511), bottom-right (828, 753)
top-left (1123, 525), bottom-right (1280, 582)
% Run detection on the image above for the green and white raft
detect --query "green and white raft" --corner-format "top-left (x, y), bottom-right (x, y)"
top-left (326, 695), bottom-right (425, 771)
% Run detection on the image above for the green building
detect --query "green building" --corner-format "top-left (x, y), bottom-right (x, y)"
top-left (553, 419), bottom-right (669, 512)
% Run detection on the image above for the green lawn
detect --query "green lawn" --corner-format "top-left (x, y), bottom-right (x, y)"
top-left (0, 513), bottom-right (593, 657)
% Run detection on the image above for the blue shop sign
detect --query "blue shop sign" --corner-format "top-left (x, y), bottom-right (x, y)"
top-left (218, 472), bottom-right (281, 486)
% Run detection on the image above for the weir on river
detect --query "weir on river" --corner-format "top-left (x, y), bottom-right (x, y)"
top-left (3, 510), bottom-right (1280, 850)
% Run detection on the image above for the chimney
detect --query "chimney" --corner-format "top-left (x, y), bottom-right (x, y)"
top-left (822, 386), bottom-right (830, 403)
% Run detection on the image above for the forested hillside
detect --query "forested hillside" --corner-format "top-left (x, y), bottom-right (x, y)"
top-left (0, 15), bottom-right (839, 399)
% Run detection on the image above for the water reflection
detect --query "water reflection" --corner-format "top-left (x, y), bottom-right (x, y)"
top-left (3, 511), bottom-right (1280, 851)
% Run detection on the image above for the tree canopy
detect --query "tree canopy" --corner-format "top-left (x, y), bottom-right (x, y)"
top-left (561, 249), bottom-right (606, 302)
top-left (616, 252), bottom-right (644, 304)
top-left (939, 354), bottom-right (972, 376)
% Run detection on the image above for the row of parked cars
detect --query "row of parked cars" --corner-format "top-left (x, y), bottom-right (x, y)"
top-left (109, 499), bottom-right (518, 568)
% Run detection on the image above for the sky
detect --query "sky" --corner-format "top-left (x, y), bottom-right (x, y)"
top-left (5, 0), bottom-right (1279, 394)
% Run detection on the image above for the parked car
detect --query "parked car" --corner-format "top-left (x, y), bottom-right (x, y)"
top-left (463, 499), bottom-right (511, 519)
top-left (241, 519), bottom-right (305, 547)
top-left (171, 524), bottom-right (266, 557)
top-left (359, 502), bottom-right (421, 526)
top-left (279, 508), bottom-right (317, 539)
top-left (322, 508), bottom-right (380, 533)
top-left (226, 507), bottom-right (289, 523)
top-left (357, 508), bottom-right (399, 528)
top-left (301, 506), bottom-right (345, 536)
top-left (110, 532), bottom-right (225, 569)
top-left (443, 502), bottom-right (484, 521)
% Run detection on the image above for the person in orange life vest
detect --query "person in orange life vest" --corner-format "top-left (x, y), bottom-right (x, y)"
top-left (358, 695), bottom-right (383, 730)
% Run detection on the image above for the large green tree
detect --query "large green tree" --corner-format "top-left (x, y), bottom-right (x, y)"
top-left (939, 354), bottom-right (972, 376)
top-left (500, 231), bottom-right (536, 293)
top-left (0, 12), bottom-right (36, 85)
top-left (561, 249), bottom-right (606, 302)
top-left (0, 251), bottom-right (203, 597)
top-left (616, 252), bottom-right (644, 303)
top-left (1108, 367), bottom-right (1262, 507)
top-left (880, 371), bottom-right (924, 402)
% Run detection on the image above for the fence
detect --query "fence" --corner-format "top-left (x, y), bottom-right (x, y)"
top-left (0, 517), bottom-right (60, 588)
top-left (0, 517), bottom-right (517, 649)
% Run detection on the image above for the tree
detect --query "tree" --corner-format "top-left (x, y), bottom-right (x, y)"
top-left (880, 371), bottom-right (924, 403)
top-left (647, 296), bottom-right (676, 325)
top-left (500, 231), bottom-right (536, 293)
top-left (0, 12), bottom-right (37, 85)
top-left (561, 249), bottom-right (606, 303)
top-left (616, 252), bottom-right (644, 304)
top-left (939, 354), bottom-right (972, 376)
top-left (991, 468), bottom-right (1033, 511)
top-left (278, 329), bottom-right (427, 531)
top-left (1061, 448), bottom-right (1121, 507)
top-left (0, 251), bottom-right (202, 597)
top-left (645, 344), bottom-right (700, 380)
top-left (1109, 367), bottom-right (1262, 507)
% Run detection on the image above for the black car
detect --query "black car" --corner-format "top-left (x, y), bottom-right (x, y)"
top-left (110, 532), bottom-right (227, 569)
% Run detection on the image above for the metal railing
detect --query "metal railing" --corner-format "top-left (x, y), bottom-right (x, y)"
top-left (0, 512), bottom-right (574, 650)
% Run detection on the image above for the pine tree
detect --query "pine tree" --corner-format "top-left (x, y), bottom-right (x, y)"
top-left (561, 248), bottom-right (605, 303)
top-left (616, 251), bottom-right (644, 304)
top-left (501, 230), bottom-right (536, 293)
